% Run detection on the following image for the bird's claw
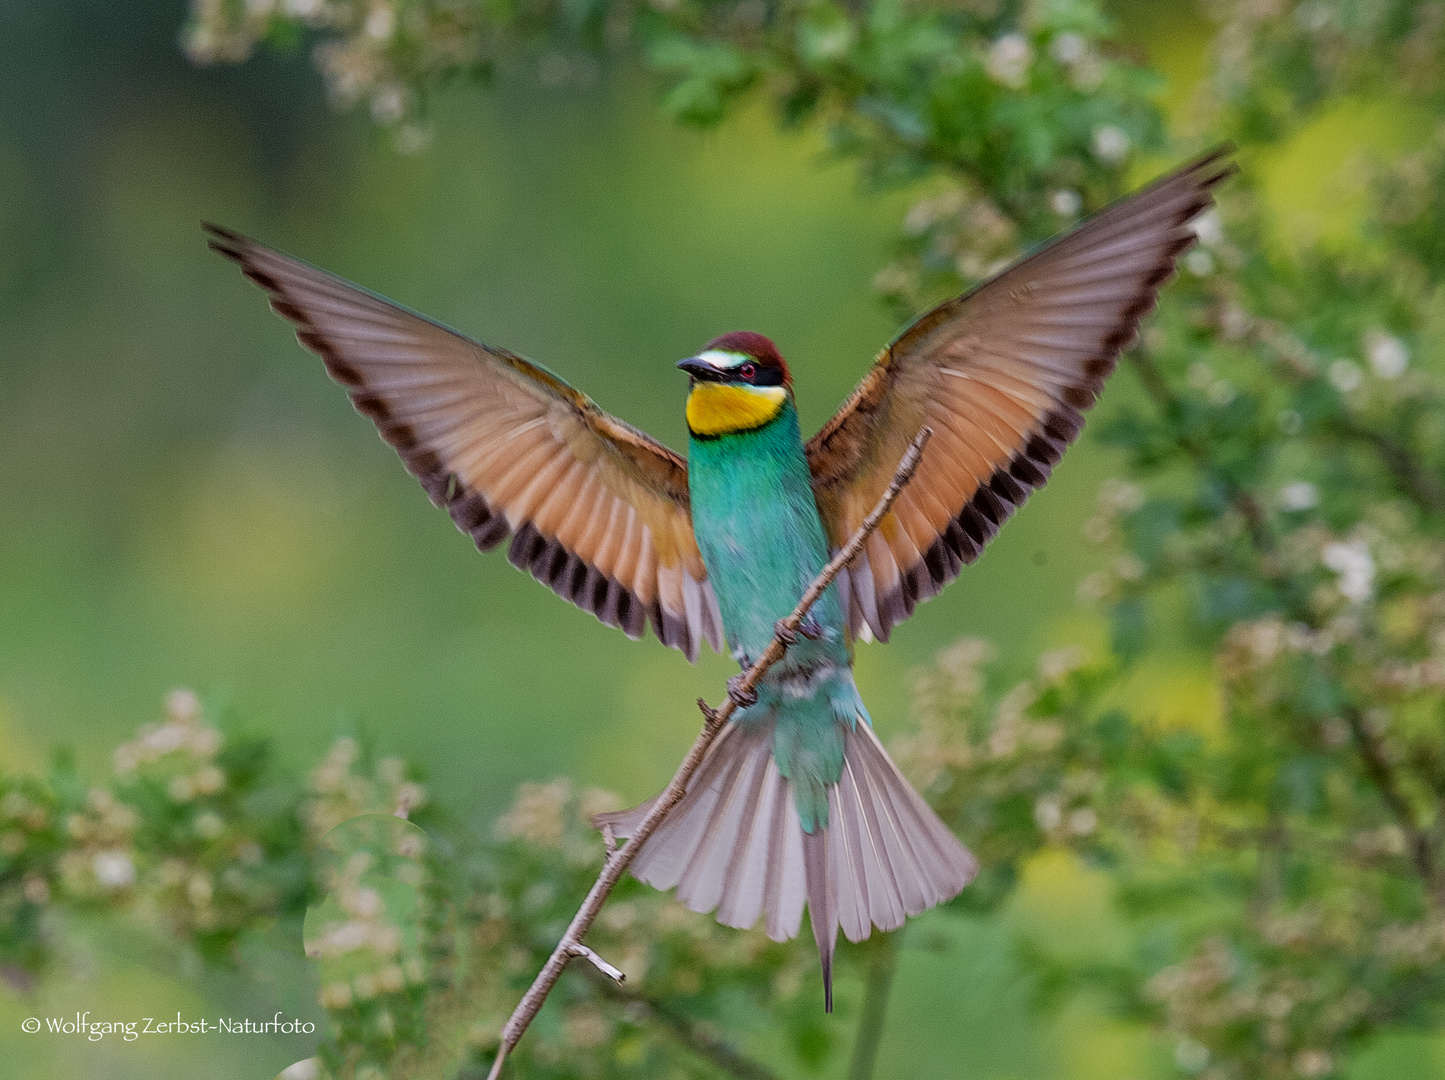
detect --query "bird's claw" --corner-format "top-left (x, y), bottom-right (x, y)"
top-left (776, 616), bottom-right (824, 645)
top-left (727, 675), bottom-right (758, 709)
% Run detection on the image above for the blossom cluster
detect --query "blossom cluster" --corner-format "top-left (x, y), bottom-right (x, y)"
top-left (0, 691), bottom-right (312, 980)
top-left (300, 776), bottom-right (824, 1078)
top-left (306, 735), bottom-right (428, 840)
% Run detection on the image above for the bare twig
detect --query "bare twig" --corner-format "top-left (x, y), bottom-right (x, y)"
top-left (484, 427), bottom-right (933, 1079)
top-left (567, 943), bottom-right (625, 983)
top-left (1335, 418), bottom-right (1445, 516)
top-left (1344, 707), bottom-right (1445, 907)
top-left (587, 971), bottom-right (784, 1080)
top-left (1126, 349), bottom-right (1276, 557)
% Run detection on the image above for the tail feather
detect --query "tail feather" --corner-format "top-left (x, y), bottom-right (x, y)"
top-left (714, 750), bottom-right (781, 929)
top-left (853, 739), bottom-right (933, 916)
top-left (675, 733), bottom-right (768, 914)
top-left (763, 772), bottom-right (806, 941)
top-left (598, 722), bottom-right (745, 890)
top-left (850, 723), bottom-right (977, 907)
top-left (837, 757), bottom-right (907, 935)
top-left (801, 829), bottom-right (837, 1011)
top-left (594, 718), bottom-right (976, 1014)
top-left (596, 722), bottom-right (807, 942)
top-left (828, 789), bottom-right (871, 944)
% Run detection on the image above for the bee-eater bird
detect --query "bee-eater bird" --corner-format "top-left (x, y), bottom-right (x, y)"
top-left (207, 147), bottom-right (1233, 1010)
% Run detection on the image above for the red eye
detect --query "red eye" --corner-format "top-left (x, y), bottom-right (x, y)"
top-left (740, 362), bottom-right (757, 379)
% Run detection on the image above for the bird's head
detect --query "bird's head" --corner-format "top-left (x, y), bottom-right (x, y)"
top-left (678, 332), bottom-right (791, 438)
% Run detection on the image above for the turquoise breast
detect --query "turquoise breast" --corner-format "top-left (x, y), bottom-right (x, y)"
top-left (685, 399), bottom-right (846, 667)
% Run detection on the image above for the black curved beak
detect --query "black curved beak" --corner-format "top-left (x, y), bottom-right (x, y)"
top-left (677, 357), bottom-right (728, 382)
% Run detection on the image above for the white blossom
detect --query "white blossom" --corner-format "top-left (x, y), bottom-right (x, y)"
top-left (1322, 539), bottom-right (1375, 603)
top-left (1091, 125), bottom-right (1130, 164)
top-left (1048, 188), bottom-right (1081, 217)
top-left (365, 4), bottom-right (395, 39)
top-left (1038, 645), bottom-right (1088, 682)
top-left (1278, 481), bottom-right (1318, 511)
top-left (1293, 1050), bottom-right (1333, 1078)
top-left (1049, 32), bottom-right (1086, 65)
top-left (1175, 1037), bottom-right (1210, 1072)
top-left (985, 34), bottom-right (1033, 89)
top-left (1184, 248), bottom-right (1215, 276)
top-left (1100, 478), bottom-right (1145, 513)
top-left (1190, 209), bottom-right (1224, 247)
top-left (371, 85), bottom-right (406, 124)
top-left (167, 688), bottom-right (201, 724)
top-left (93, 850), bottom-right (136, 890)
top-left (1328, 359), bottom-right (1362, 393)
top-left (1034, 795), bottom-right (1063, 831)
top-left (1364, 330), bottom-right (1408, 379)
top-left (1067, 807), bottom-right (1097, 835)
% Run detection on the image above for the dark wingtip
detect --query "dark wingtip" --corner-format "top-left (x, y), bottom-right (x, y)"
top-left (1196, 140), bottom-right (1237, 165)
top-left (822, 957), bottom-right (833, 1014)
top-left (1179, 141), bottom-right (1236, 174)
top-left (1187, 142), bottom-right (1240, 191)
top-left (202, 221), bottom-right (246, 261)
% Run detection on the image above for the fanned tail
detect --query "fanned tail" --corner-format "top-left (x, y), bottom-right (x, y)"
top-left (594, 722), bottom-right (807, 942)
top-left (594, 721), bottom-right (977, 1011)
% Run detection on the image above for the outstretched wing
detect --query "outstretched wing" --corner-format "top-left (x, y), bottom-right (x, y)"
top-left (806, 148), bottom-right (1236, 641)
top-left (207, 226), bottom-right (723, 660)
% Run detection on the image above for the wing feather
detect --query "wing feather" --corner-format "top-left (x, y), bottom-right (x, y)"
top-left (207, 225), bottom-right (721, 660)
top-left (806, 148), bottom-right (1235, 640)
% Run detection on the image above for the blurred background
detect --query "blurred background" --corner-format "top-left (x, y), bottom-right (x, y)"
top-left (0, 1), bottom-right (1439, 1078)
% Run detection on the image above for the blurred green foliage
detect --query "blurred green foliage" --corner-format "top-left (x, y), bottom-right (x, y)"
top-left (7, 0), bottom-right (1445, 1078)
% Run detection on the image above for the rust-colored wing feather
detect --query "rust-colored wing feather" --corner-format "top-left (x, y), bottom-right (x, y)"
top-left (806, 148), bottom-right (1236, 641)
top-left (206, 226), bottom-right (723, 660)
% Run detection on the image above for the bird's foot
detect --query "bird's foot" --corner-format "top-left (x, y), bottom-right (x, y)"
top-left (775, 615), bottom-right (824, 646)
top-left (727, 675), bottom-right (758, 709)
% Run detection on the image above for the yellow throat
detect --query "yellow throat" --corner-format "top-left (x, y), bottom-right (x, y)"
top-left (686, 382), bottom-right (788, 437)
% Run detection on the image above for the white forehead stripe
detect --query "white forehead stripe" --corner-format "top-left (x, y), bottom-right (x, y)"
top-left (696, 349), bottom-right (752, 369)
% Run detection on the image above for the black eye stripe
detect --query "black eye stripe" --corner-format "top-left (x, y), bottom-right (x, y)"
top-left (748, 365), bottom-right (785, 386)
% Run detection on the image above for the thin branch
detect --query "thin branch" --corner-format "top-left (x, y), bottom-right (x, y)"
top-left (589, 972), bottom-right (785, 1080)
top-left (1344, 707), bottom-right (1445, 906)
top-left (1252, 319), bottom-right (1445, 516)
top-left (1410, 742), bottom-right (1445, 856)
top-left (846, 929), bottom-right (902, 1080)
top-left (1335, 418), bottom-right (1445, 516)
top-left (567, 943), bottom-right (625, 983)
top-left (484, 427), bottom-right (934, 1079)
top-left (1125, 349), bottom-right (1275, 557)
